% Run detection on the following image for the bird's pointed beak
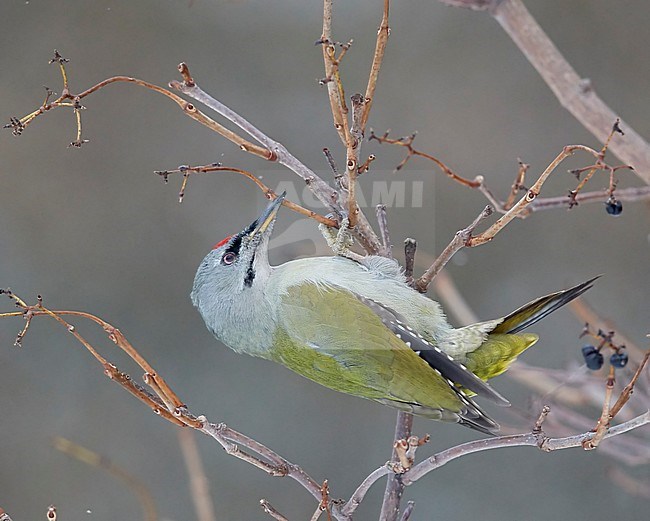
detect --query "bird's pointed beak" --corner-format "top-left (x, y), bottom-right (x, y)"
top-left (246, 192), bottom-right (286, 240)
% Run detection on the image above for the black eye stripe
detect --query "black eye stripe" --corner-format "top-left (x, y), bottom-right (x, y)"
top-left (244, 252), bottom-right (256, 287)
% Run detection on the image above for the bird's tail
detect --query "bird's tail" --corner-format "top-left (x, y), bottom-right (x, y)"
top-left (464, 276), bottom-right (599, 383)
top-left (491, 276), bottom-right (600, 335)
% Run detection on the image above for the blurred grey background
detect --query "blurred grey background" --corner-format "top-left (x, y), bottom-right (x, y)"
top-left (1, 0), bottom-right (648, 519)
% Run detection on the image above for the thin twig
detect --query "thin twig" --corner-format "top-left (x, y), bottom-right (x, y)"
top-left (260, 500), bottom-right (290, 521)
top-left (414, 205), bottom-right (493, 292)
top-left (341, 465), bottom-right (391, 517)
top-left (323, 147), bottom-right (342, 183)
top-left (504, 159), bottom-right (529, 210)
top-left (170, 63), bottom-right (383, 254)
top-left (0, 292), bottom-right (328, 513)
top-left (370, 127), bottom-right (639, 217)
top-left (369, 130), bottom-right (481, 186)
top-left (155, 164), bottom-right (337, 227)
top-left (569, 299), bottom-right (644, 361)
top-left (361, 0), bottom-right (390, 130)
top-left (467, 145), bottom-right (602, 247)
top-left (9, 69), bottom-right (270, 160)
top-left (528, 185), bottom-right (650, 214)
top-left (399, 501), bottom-right (415, 521)
top-left (170, 68), bottom-right (338, 211)
top-left (610, 351), bottom-right (650, 419)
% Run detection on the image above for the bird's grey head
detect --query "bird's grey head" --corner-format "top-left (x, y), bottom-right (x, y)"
top-left (191, 194), bottom-right (285, 309)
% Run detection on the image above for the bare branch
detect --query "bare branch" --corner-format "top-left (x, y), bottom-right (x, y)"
top-left (319, 0), bottom-right (351, 147)
top-left (414, 205), bottom-right (493, 292)
top-left (3, 284), bottom-right (649, 521)
top-left (0, 292), bottom-right (328, 513)
top-left (583, 366), bottom-right (616, 450)
top-left (359, 0), bottom-right (390, 132)
top-left (610, 351), bottom-right (650, 419)
top-left (402, 410), bottom-right (650, 485)
top-left (529, 185), bottom-right (650, 214)
top-left (341, 465), bottom-right (391, 517)
top-left (379, 412), bottom-right (413, 521)
top-left (260, 500), bottom-right (290, 521)
top-left (155, 164), bottom-right (338, 227)
top-left (403, 239), bottom-right (417, 283)
top-left (467, 145), bottom-right (602, 247)
top-left (399, 501), bottom-right (415, 521)
top-left (169, 67), bottom-right (341, 213)
top-left (439, 0), bottom-right (650, 184)
top-left (369, 130), bottom-right (481, 186)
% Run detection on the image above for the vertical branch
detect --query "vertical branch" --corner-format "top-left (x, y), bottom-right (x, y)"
top-left (321, 0), bottom-right (351, 146)
top-left (403, 239), bottom-right (417, 284)
top-left (361, 0), bottom-right (390, 130)
top-left (347, 93), bottom-right (366, 227)
top-left (379, 412), bottom-right (413, 521)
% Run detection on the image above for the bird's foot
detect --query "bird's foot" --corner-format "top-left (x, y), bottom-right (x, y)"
top-left (318, 215), bottom-right (365, 262)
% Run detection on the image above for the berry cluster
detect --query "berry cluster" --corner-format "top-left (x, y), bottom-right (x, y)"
top-left (579, 325), bottom-right (627, 371)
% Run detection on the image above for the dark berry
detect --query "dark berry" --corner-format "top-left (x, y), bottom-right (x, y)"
top-left (581, 345), bottom-right (596, 356)
top-left (582, 345), bottom-right (604, 370)
top-left (605, 199), bottom-right (623, 216)
top-left (610, 352), bottom-right (628, 368)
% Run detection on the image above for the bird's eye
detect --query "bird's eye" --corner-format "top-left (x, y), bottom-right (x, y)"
top-left (221, 252), bottom-right (237, 265)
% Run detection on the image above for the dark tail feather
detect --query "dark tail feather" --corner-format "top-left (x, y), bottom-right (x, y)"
top-left (458, 409), bottom-right (500, 436)
top-left (493, 276), bottom-right (600, 335)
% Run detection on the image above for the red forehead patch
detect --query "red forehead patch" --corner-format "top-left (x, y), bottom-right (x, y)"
top-left (212, 235), bottom-right (233, 250)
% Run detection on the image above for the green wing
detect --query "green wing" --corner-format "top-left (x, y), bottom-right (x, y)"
top-left (272, 282), bottom-right (498, 433)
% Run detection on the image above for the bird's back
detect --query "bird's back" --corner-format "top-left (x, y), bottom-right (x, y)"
top-left (269, 255), bottom-right (454, 342)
